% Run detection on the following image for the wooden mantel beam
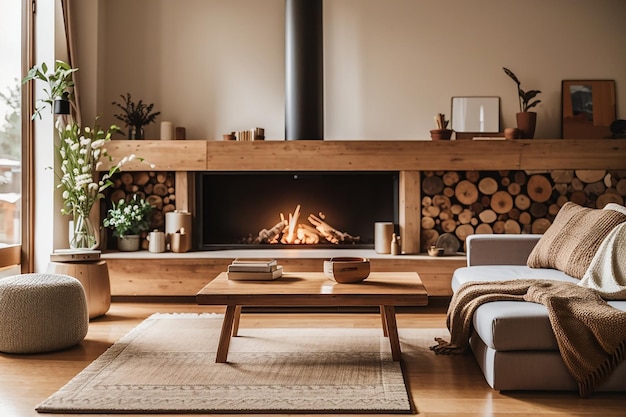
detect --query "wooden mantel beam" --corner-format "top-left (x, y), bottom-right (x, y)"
top-left (98, 139), bottom-right (626, 172)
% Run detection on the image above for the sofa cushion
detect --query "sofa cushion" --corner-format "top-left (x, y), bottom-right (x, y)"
top-left (473, 301), bottom-right (558, 351)
top-left (526, 202), bottom-right (626, 279)
top-left (472, 299), bottom-right (626, 351)
top-left (452, 265), bottom-right (576, 292)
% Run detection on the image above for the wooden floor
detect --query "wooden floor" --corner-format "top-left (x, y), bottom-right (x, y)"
top-left (1, 301), bottom-right (624, 417)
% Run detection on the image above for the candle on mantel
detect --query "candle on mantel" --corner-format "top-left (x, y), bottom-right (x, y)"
top-left (160, 121), bottom-right (174, 140)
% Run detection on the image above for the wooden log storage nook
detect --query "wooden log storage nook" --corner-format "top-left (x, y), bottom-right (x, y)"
top-left (98, 139), bottom-right (626, 298)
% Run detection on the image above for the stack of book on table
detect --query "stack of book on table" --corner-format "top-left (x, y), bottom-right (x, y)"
top-left (227, 259), bottom-right (283, 281)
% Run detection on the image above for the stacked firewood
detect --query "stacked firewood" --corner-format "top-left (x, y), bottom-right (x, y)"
top-left (420, 169), bottom-right (626, 253)
top-left (103, 171), bottom-right (176, 248)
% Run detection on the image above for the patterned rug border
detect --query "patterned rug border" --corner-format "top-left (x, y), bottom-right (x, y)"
top-left (36, 313), bottom-right (415, 414)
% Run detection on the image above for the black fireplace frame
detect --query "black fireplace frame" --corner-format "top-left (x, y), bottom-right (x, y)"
top-left (195, 171), bottom-right (399, 250)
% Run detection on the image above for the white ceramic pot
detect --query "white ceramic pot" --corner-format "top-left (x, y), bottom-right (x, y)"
top-left (147, 230), bottom-right (166, 253)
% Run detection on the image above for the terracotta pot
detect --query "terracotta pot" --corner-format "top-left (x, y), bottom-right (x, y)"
top-left (516, 112), bottom-right (537, 139)
top-left (504, 128), bottom-right (522, 140)
top-left (430, 129), bottom-right (453, 140)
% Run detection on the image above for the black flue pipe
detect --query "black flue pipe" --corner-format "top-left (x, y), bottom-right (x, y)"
top-left (285, 0), bottom-right (323, 140)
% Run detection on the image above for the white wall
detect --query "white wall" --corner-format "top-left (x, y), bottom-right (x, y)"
top-left (73, 0), bottom-right (626, 141)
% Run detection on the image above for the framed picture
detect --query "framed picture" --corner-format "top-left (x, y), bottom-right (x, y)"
top-left (561, 80), bottom-right (616, 139)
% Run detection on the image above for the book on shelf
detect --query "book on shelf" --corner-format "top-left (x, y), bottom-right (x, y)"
top-left (228, 258), bottom-right (278, 273)
top-left (227, 265), bottom-right (283, 281)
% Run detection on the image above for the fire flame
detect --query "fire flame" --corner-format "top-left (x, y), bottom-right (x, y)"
top-left (254, 204), bottom-right (359, 245)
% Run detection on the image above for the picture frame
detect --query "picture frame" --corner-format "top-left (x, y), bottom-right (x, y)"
top-left (561, 80), bottom-right (616, 139)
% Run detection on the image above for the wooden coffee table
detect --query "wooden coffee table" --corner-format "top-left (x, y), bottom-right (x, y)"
top-left (196, 271), bottom-right (428, 363)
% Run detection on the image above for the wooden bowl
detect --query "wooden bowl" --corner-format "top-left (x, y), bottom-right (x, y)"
top-left (323, 257), bottom-right (371, 283)
top-left (428, 246), bottom-right (445, 257)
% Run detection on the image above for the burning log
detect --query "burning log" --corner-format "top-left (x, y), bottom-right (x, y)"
top-left (284, 204), bottom-right (302, 243)
top-left (254, 220), bottom-right (288, 244)
top-left (308, 214), bottom-right (360, 244)
top-left (249, 204), bottom-right (360, 245)
top-left (295, 224), bottom-right (320, 244)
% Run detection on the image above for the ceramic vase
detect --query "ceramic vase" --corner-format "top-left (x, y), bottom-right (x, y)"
top-left (516, 112), bottom-right (537, 139)
top-left (117, 235), bottom-right (140, 251)
top-left (128, 126), bottom-right (145, 140)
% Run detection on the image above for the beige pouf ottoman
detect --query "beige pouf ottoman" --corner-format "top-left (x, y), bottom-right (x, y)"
top-left (0, 273), bottom-right (89, 354)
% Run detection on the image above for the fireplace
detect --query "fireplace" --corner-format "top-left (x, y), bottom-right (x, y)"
top-left (196, 172), bottom-right (398, 250)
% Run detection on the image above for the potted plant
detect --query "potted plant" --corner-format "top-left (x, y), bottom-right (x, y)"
top-left (22, 61), bottom-right (145, 249)
top-left (103, 195), bottom-right (153, 251)
top-left (430, 113), bottom-right (452, 140)
top-left (112, 93), bottom-right (160, 139)
top-left (23, 60), bottom-right (77, 117)
top-left (503, 67), bottom-right (542, 139)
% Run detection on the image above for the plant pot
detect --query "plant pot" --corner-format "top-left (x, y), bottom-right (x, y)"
top-left (54, 98), bottom-right (70, 115)
top-left (504, 128), bottom-right (522, 140)
top-left (516, 112), bottom-right (537, 139)
top-left (117, 235), bottom-right (141, 251)
top-left (430, 129), bottom-right (453, 140)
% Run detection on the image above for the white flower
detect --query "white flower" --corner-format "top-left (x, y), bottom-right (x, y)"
top-left (91, 139), bottom-right (105, 149)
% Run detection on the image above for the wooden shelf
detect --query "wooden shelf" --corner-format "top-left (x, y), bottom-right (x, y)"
top-left (98, 139), bottom-right (626, 172)
top-left (96, 139), bottom-right (626, 297)
top-left (102, 249), bottom-right (466, 298)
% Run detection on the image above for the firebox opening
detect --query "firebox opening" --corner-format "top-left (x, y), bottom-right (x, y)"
top-left (196, 171), bottom-right (399, 250)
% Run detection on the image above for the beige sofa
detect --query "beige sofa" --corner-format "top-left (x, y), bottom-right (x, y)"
top-left (451, 207), bottom-right (626, 391)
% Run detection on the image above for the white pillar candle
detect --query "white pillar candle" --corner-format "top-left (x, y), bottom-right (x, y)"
top-left (374, 222), bottom-right (394, 254)
top-left (160, 121), bottom-right (174, 140)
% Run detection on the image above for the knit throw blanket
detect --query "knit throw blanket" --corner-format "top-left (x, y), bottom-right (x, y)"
top-left (430, 279), bottom-right (626, 397)
top-left (579, 222), bottom-right (626, 299)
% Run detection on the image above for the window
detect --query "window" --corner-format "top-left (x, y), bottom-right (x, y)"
top-left (0, 0), bottom-right (27, 271)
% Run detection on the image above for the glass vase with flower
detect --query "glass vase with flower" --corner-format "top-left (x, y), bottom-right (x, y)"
top-left (56, 121), bottom-right (132, 249)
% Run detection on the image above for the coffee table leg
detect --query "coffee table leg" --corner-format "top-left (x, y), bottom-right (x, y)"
top-left (232, 305), bottom-right (242, 336)
top-left (382, 305), bottom-right (401, 361)
top-left (380, 305), bottom-right (389, 337)
top-left (216, 304), bottom-right (237, 363)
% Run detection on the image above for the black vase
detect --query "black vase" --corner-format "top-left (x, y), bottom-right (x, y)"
top-left (128, 126), bottom-right (145, 140)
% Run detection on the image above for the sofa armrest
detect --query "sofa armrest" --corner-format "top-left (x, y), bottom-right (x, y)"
top-left (465, 234), bottom-right (542, 266)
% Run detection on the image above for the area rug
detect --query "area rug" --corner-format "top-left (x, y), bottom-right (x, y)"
top-left (36, 313), bottom-right (415, 414)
